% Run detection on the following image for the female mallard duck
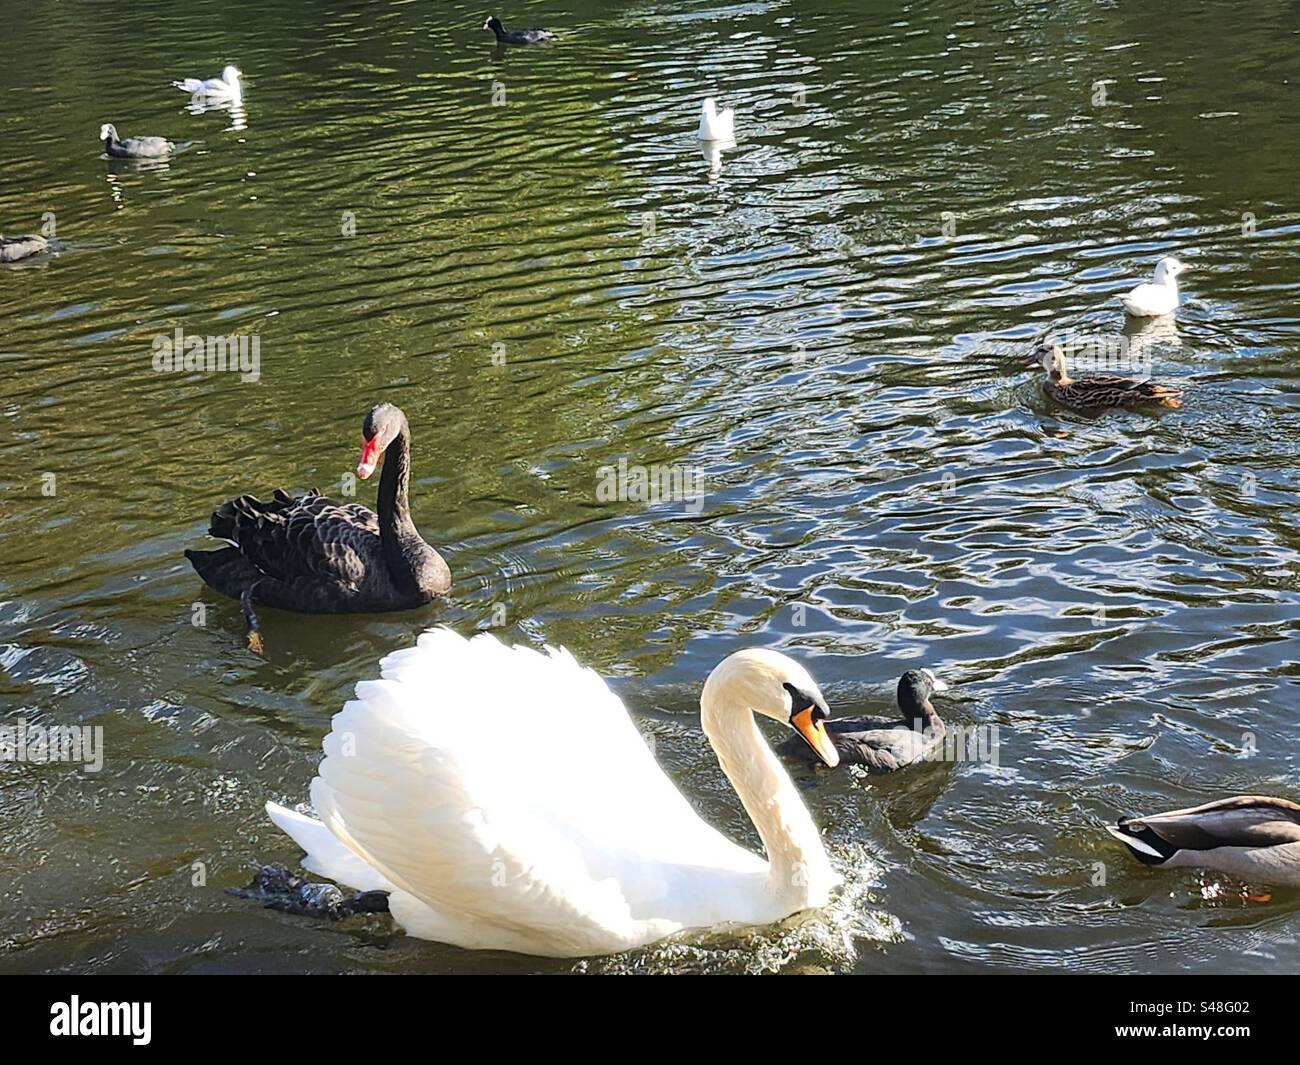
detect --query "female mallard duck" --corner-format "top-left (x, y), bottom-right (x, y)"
top-left (1025, 340), bottom-right (1182, 410)
top-left (263, 632), bottom-right (840, 956)
top-left (1107, 796), bottom-right (1300, 885)
top-left (0, 234), bottom-right (49, 263)
top-left (779, 668), bottom-right (949, 770)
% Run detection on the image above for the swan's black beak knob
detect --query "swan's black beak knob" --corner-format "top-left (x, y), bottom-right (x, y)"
top-left (785, 685), bottom-right (838, 768)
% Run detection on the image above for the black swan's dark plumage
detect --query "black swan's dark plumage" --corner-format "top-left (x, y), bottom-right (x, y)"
top-left (186, 403), bottom-right (450, 648)
top-left (780, 669), bottom-right (948, 771)
top-left (482, 15), bottom-right (555, 45)
top-left (0, 234), bottom-right (49, 263)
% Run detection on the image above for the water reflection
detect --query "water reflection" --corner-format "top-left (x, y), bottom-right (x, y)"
top-left (103, 158), bottom-right (172, 203)
top-left (185, 97), bottom-right (248, 132)
top-left (1122, 314), bottom-right (1183, 346)
top-left (700, 137), bottom-right (735, 180)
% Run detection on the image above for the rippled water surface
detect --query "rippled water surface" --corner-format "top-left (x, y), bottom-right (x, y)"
top-left (2, 0), bottom-right (1299, 974)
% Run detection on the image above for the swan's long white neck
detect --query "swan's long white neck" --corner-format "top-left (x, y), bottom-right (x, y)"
top-left (700, 689), bottom-right (837, 907)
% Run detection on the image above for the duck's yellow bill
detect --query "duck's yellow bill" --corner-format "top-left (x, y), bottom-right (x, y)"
top-left (792, 707), bottom-right (839, 768)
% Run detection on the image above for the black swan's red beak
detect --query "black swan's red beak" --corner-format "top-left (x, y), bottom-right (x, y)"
top-left (357, 436), bottom-right (383, 479)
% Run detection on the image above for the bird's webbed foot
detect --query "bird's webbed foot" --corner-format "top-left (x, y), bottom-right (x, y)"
top-left (229, 864), bottom-right (390, 920)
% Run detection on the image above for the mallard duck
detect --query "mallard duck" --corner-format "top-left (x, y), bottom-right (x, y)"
top-left (0, 234), bottom-right (49, 263)
top-left (1024, 340), bottom-right (1182, 410)
top-left (264, 632), bottom-right (840, 956)
top-left (1107, 796), bottom-right (1300, 885)
top-left (779, 668), bottom-right (949, 771)
top-left (1121, 256), bottom-right (1190, 317)
top-left (482, 15), bottom-right (555, 45)
top-left (100, 124), bottom-right (174, 159)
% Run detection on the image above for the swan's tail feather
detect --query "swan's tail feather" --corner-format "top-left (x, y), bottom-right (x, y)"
top-left (207, 494), bottom-right (257, 540)
top-left (173, 78), bottom-right (204, 93)
top-left (185, 546), bottom-right (261, 599)
top-left (265, 801), bottom-right (394, 893)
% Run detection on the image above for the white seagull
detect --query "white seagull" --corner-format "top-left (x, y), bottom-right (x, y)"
top-left (173, 65), bottom-right (243, 102)
top-left (697, 98), bottom-right (735, 141)
top-left (1120, 256), bottom-right (1191, 317)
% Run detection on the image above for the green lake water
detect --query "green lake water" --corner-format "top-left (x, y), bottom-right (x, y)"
top-left (1, 0), bottom-right (1298, 973)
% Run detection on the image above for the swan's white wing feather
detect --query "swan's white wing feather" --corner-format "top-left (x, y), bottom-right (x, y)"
top-left (290, 628), bottom-right (759, 954)
top-left (266, 801), bottom-right (395, 891)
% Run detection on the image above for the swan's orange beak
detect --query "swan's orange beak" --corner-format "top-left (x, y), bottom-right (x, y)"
top-left (792, 707), bottom-right (839, 768)
top-left (357, 436), bottom-right (383, 479)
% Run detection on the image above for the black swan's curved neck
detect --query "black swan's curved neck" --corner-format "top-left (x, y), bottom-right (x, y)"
top-left (371, 414), bottom-right (449, 599)
top-left (376, 421), bottom-right (418, 569)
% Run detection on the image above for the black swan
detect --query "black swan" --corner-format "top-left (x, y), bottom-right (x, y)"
top-left (0, 234), bottom-right (49, 263)
top-left (185, 403), bottom-right (450, 651)
top-left (482, 15), bottom-right (555, 45)
top-left (100, 123), bottom-right (174, 159)
top-left (779, 668), bottom-right (949, 771)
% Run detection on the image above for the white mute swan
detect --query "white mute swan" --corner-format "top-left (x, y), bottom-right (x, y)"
top-left (266, 629), bottom-right (841, 957)
top-left (1120, 256), bottom-right (1190, 317)
top-left (173, 65), bottom-right (243, 102)
top-left (698, 98), bottom-right (735, 141)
